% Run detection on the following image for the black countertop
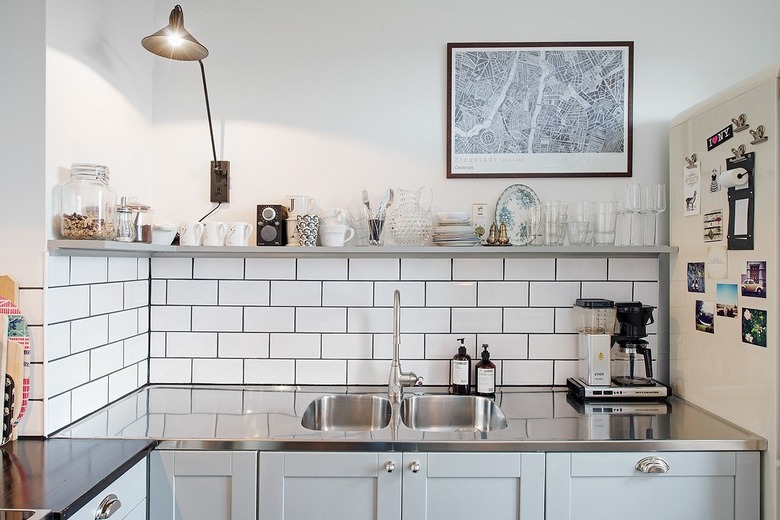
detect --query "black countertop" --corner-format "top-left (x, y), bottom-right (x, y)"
top-left (0, 438), bottom-right (155, 519)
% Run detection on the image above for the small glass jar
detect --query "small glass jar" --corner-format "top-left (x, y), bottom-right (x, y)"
top-left (60, 163), bottom-right (117, 240)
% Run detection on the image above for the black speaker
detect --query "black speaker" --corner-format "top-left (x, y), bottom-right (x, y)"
top-left (256, 204), bottom-right (288, 245)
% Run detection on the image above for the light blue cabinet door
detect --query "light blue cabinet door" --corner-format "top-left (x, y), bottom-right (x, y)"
top-left (545, 451), bottom-right (759, 520)
top-left (401, 452), bottom-right (545, 520)
top-left (258, 452), bottom-right (402, 520)
top-left (149, 450), bottom-right (258, 520)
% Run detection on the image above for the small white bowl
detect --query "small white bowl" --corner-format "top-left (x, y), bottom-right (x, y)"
top-left (152, 226), bottom-right (177, 245)
top-left (436, 211), bottom-right (471, 224)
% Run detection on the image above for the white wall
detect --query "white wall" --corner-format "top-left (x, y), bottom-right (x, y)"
top-left (144, 0), bottom-right (780, 242)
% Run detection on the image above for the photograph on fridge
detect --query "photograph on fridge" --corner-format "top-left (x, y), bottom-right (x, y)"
top-left (687, 262), bottom-right (705, 293)
top-left (716, 283), bottom-right (738, 318)
top-left (742, 307), bottom-right (767, 348)
top-left (740, 261), bottom-right (766, 298)
top-left (695, 300), bottom-right (715, 334)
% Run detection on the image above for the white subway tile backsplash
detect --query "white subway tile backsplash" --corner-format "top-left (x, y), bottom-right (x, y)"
top-left (348, 307), bottom-right (393, 333)
top-left (556, 258), bottom-right (607, 281)
top-left (151, 305), bottom-right (192, 331)
top-left (48, 256), bottom-right (70, 287)
top-left (71, 378), bottom-right (109, 423)
top-left (167, 332), bottom-right (218, 358)
top-left (47, 351), bottom-right (90, 396)
top-left (90, 282), bottom-right (124, 315)
top-left (401, 258), bottom-right (451, 280)
top-left (150, 332), bottom-right (166, 358)
top-left (124, 334), bottom-right (148, 365)
top-left (71, 315), bottom-right (109, 353)
top-left (425, 334), bottom-right (476, 359)
top-left (476, 334), bottom-right (528, 360)
top-left (108, 257), bottom-right (139, 281)
top-left (48, 285), bottom-right (90, 323)
top-left (504, 308), bottom-right (555, 333)
top-left (297, 258), bottom-right (347, 280)
top-left (193, 359), bottom-right (244, 384)
top-left (167, 280), bottom-right (218, 305)
top-left (192, 306), bottom-right (243, 332)
top-left (322, 282), bottom-right (373, 307)
top-left (453, 258), bottom-right (503, 280)
top-left (244, 359), bottom-right (295, 384)
top-left (219, 280), bottom-right (270, 306)
top-left (555, 307), bottom-right (577, 333)
top-left (109, 365), bottom-right (140, 402)
top-left (401, 308), bottom-right (450, 333)
top-left (137, 307), bottom-right (149, 334)
top-left (478, 282), bottom-right (529, 307)
top-left (108, 309), bottom-right (139, 343)
top-left (505, 258), bottom-right (555, 280)
top-left (269, 333), bottom-right (321, 358)
top-left (90, 342), bottom-right (124, 379)
top-left (451, 308), bottom-right (502, 333)
top-left (296, 360), bottom-right (346, 385)
top-left (404, 360), bottom-right (449, 386)
top-left (125, 280), bottom-right (149, 309)
top-left (347, 359), bottom-right (388, 385)
top-left (138, 258), bottom-right (150, 279)
top-left (609, 257), bottom-right (659, 281)
top-left (244, 307), bottom-right (295, 332)
top-left (47, 322), bottom-right (71, 360)
top-left (553, 360), bottom-right (579, 385)
top-left (528, 334), bottom-right (578, 359)
top-left (271, 281), bottom-right (322, 306)
top-left (503, 360), bottom-right (554, 385)
top-left (151, 257), bottom-right (193, 279)
top-left (349, 258), bottom-right (399, 280)
top-left (70, 257), bottom-right (108, 285)
top-left (426, 282), bottom-right (476, 307)
top-left (151, 280), bottom-right (166, 305)
top-left (374, 282), bottom-right (425, 307)
top-left (581, 281), bottom-right (633, 302)
top-left (296, 307), bottom-right (346, 333)
top-left (219, 333), bottom-right (269, 358)
top-left (374, 334), bottom-right (424, 360)
top-left (47, 393), bottom-right (72, 434)
top-left (194, 258), bottom-right (245, 279)
top-left (246, 258), bottom-right (296, 280)
top-left (633, 282), bottom-right (660, 307)
top-left (529, 282), bottom-right (580, 307)
top-left (322, 334), bottom-right (372, 359)
top-left (149, 358), bottom-right (192, 384)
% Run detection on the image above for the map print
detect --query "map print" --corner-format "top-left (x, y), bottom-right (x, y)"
top-left (449, 45), bottom-right (630, 177)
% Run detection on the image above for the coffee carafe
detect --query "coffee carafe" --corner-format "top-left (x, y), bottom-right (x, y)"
top-left (612, 302), bottom-right (656, 386)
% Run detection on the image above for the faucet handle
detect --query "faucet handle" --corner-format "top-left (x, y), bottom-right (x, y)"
top-left (413, 375), bottom-right (424, 386)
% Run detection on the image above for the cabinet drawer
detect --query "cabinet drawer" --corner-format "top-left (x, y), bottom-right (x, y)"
top-left (69, 458), bottom-right (147, 520)
top-left (569, 452), bottom-right (736, 477)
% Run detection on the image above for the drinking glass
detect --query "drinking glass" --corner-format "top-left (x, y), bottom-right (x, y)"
top-left (643, 184), bottom-right (667, 245)
top-left (625, 183), bottom-right (642, 246)
top-left (614, 186), bottom-right (628, 246)
top-left (591, 201), bottom-right (617, 246)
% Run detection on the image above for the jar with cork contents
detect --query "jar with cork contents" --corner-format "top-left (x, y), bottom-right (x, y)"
top-left (60, 163), bottom-right (117, 240)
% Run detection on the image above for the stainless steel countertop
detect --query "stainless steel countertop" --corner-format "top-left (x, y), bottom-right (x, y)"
top-left (53, 385), bottom-right (767, 452)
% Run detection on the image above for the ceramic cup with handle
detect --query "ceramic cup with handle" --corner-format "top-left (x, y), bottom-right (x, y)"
top-left (202, 222), bottom-right (227, 246)
top-left (319, 224), bottom-right (355, 247)
top-left (225, 222), bottom-right (253, 246)
top-left (178, 222), bottom-right (205, 246)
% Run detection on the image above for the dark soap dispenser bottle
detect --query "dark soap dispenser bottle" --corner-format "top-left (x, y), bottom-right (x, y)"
top-left (475, 344), bottom-right (496, 398)
top-left (450, 338), bottom-right (471, 395)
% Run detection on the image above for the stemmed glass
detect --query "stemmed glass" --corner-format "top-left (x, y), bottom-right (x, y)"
top-left (643, 184), bottom-right (667, 245)
top-left (615, 186), bottom-right (628, 246)
top-left (625, 183), bottom-right (642, 246)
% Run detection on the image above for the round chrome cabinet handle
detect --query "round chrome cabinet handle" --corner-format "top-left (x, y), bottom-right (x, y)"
top-left (95, 493), bottom-right (122, 519)
top-left (635, 456), bottom-right (670, 474)
top-left (385, 461), bottom-right (396, 473)
top-left (409, 461), bottom-right (421, 473)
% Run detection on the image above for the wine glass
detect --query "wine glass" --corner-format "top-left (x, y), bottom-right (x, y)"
top-left (625, 183), bottom-right (642, 246)
top-left (643, 184), bottom-right (667, 245)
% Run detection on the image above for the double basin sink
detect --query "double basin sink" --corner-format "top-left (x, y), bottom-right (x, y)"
top-left (300, 394), bottom-right (507, 433)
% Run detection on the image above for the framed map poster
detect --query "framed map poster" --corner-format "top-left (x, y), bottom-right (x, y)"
top-left (447, 41), bottom-right (633, 178)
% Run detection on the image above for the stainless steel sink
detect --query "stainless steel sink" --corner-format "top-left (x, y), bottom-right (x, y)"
top-left (301, 394), bottom-right (392, 431)
top-left (400, 394), bottom-right (508, 432)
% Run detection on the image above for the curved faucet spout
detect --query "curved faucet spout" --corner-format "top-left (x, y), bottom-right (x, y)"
top-left (388, 289), bottom-right (423, 403)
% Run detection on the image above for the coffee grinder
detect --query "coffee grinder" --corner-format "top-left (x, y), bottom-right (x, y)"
top-left (568, 300), bottom-right (671, 400)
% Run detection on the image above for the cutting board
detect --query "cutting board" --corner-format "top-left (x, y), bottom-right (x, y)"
top-left (6, 340), bottom-right (23, 442)
top-left (0, 289), bottom-right (31, 438)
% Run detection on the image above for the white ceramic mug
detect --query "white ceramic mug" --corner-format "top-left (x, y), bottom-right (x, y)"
top-left (225, 222), bottom-right (253, 246)
top-left (319, 208), bottom-right (348, 227)
top-left (320, 224), bottom-right (355, 247)
top-left (287, 195), bottom-right (315, 217)
top-left (178, 222), bottom-right (205, 246)
top-left (202, 222), bottom-right (227, 246)
top-left (285, 218), bottom-right (300, 246)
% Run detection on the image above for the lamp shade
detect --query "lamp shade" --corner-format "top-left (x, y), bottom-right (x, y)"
top-left (141, 4), bottom-right (208, 62)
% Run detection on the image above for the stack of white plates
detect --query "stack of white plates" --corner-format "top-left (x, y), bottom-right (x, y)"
top-left (433, 212), bottom-right (480, 246)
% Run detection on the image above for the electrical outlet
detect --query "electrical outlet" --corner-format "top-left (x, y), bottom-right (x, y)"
top-left (210, 160), bottom-right (230, 203)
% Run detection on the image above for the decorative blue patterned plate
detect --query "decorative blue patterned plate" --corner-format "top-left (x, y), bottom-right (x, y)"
top-left (495, 184), bottom-right (542, 245)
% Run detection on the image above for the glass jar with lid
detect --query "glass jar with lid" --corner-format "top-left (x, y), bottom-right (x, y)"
top-left (60, 163), bottom-right (117, 240)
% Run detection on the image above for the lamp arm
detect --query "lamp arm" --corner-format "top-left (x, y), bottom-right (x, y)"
top-left (199, 59), bottom-right (218, 164)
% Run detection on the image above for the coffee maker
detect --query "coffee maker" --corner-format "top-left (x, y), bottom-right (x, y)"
top-left (567, 300), bottom-right (671, 400)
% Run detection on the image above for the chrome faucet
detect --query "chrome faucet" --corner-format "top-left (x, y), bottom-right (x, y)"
top-left (388, 289), bottom-right (423, 403)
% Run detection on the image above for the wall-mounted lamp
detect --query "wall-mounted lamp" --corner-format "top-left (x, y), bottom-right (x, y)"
top-left (142, 4), bottom-right (229, 203)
